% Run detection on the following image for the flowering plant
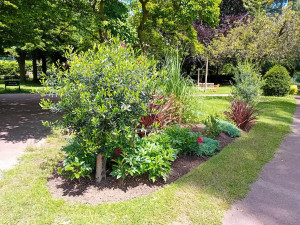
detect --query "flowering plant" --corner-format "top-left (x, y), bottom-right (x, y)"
top-left (198, 136), bottom-right (204, 145)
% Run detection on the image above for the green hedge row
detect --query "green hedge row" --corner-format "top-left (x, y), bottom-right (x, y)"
top-left (0, 60), bottom-right (43, 76)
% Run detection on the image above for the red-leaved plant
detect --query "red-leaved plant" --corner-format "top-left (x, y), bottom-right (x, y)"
top-left (224, 99), bottom-right (258, 131)
top-left (137, 95), bottom-right (180, 137)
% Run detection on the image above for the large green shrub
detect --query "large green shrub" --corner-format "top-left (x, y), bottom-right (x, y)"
top-left (232, 61), bottom-right (263, 104)
top-left (41, 39), bottom-right (162, 179)
top-left (263, 65), bottom-right (291, 96)
top-left (0, 60), bottom-right (33, 77)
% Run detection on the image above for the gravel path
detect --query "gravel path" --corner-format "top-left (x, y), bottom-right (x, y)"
top-left (0, 94), bottom-right (58, 175)
top-left (223, 96), bottom-right (300, 225)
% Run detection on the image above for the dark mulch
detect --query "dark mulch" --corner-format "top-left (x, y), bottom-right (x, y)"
top-left (47, 132), bottom-right (236, 205)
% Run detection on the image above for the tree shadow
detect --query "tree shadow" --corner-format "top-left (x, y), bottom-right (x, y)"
top-left (0, 94), bottom-right (60, 143)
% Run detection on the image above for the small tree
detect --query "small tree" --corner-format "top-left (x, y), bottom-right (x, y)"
top-left (41, 39), bottom-right (161, 181)
top-left (232, 60), bottom-right (264, 104)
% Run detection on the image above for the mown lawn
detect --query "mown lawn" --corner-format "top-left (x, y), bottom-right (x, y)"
top-left (0, 80), bottom-right (44, 94)
top-left (0, 96), bottom-right (296, 225)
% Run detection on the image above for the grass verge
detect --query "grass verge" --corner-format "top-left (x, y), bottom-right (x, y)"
top-left (0, 96), bottom-right (296, 225)
top-left (191, 85), bottom-right (232, 95)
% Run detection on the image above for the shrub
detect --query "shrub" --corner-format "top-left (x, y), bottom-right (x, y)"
top-left (137, 95), bottom-right (180, 137)
top-left (0, 60), bottom-right (33, 77)
top-left (57, 137), bottom-right (96, 180)
top-left (217, 119), bottom-right (241, 137)
top-left (202, 115), bottom-right (221, 138)
top-left (225, 99), bottom-right (257, 131)
top-left (289, 85), bottom-right (298, 95)
top-left (162, 125), bottom-right (220, 156)
top-left (232, 60), bottom-right (263, 104)
top-left (110, 135), bottom-right (178, 182)
top-left (41, 39), bottom-right (162, 179)
top-left (263, 65), bottom-right (291, 96)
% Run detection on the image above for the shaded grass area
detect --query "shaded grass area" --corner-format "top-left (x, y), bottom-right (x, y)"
top-left (0, 80), bottom-right (44, 94)
top-left (191, 85), bottom-right (232, 95)
top-left (0, 96), bottom-right (296, 225)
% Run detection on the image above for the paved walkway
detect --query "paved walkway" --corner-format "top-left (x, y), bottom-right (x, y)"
top-left (223, 96), bottom-right (300, 225)
top-left (0, 94), bottom-right (58, 175)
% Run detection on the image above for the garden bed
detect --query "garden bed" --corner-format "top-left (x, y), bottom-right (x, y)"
top-left (47, 132), bottom-right (235, 205)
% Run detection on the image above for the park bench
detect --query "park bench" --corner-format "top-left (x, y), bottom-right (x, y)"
top-left (198, 83), bottom-right (220, 92)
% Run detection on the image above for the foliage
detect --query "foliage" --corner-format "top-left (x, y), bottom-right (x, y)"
top-left (110, 135), bottom-right (178, 182)
top-left (163, 52), bottom-right (193, 122)
top-left (137, 95), bottom-right (179, 137)
top-left (41, 40), bottom-right (161, 179)
top-left (232, 60), bottom-right (264, 104)
top-left (206, 6), bottom-right (300, 72)
top-left (202, 115), bottom-right (221, 138)
top-left (0, 60), bottom-right (39, 77)
top-left (225, 99), bottom-right (258, 131)
top-left (289, 85), bottom-right (298, 95)
top-left (263, 65), bottom-right (291, 96)
top-left (57, 137), bottom-right (96, 180)
top-left (217, 119), bottom-right (241, 138)
top-left (162, 125), bottom-right (220, 156)
top-left (129, 0), bottom-right (222, 57)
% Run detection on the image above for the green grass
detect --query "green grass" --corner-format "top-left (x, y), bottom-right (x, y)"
top-left (0, 96), bottom-right (296, 225)
top-left (185, 96), bottom-right (232, 123)
top-left (191, 85), bottom-right (232, 95)
top-left (0, 80), bottom-right (44, 94)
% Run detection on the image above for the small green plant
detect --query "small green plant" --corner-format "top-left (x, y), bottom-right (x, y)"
top-left (232, 60), bottom-right (263, 104)
top-left (202, 115), bottom-right (221, 138)
top-left (110, 135), bottom-right (178, 182)
top-left (263, 65), bottom-right (291, 96)
top-left (217, 119), bottom-right (241, 138)
top-left (289, 85), bottom-right (298, 95)
top-left (162, 125), bottom-right (220, 156)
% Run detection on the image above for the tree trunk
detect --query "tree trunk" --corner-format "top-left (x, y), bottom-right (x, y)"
top-left (41, 53), bottom-right (47, 74)
top-left (138, 0), bottom-right (149, 55)
top-left (16, 51), bottom-right (26, 83)
top-left (205, 57), bottom-right (209, 92)
top-left (32, 52), bottom-right (38, 83)
top-left (96, 153), bottom-right (107, 183)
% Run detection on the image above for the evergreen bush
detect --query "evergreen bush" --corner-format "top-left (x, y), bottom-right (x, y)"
top-left (263, 65), bottom-right (291, 96)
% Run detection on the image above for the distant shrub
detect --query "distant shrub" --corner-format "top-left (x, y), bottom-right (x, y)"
top-left (263, 65), bottom-right (291, 96)
top-left (225, 99), bottom-right (258, 131)
top-left (217, 119), bottom-right (241, 137)
top-left (289, 85), bottom-right (298, 95)
top-left (0, 60), bottom-right (33, 77)
top-left (232, 61), bottom-right (263, 104)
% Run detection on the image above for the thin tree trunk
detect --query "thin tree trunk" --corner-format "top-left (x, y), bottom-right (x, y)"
top-left (32, 52), bottom-right (38, 83)
top-left (138, 0), bottom-right (149, 55)
top-left (16, 51), bottom-right (26, 83)
top-left (205, 57), bottom-right (208, 92)
top-left (41, 53), bottom-right (47, 74)
top-left (96, 153), bottom-right (107, 183)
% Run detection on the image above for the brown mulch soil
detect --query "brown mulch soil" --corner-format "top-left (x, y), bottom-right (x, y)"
top-left (47, 132), bottom-right (236, 205)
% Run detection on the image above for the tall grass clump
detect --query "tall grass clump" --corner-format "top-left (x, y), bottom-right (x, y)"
top-left (163, 51), bottom-right (193, 122)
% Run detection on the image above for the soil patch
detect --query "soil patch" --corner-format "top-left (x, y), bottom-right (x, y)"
top-left (47, 132), bottom-right (235, 205)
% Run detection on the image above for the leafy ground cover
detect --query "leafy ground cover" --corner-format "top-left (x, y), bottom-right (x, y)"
top-left (0, 80), bottom-right (43, 94)
top-left (0, 95), bottom-right (295, 225)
